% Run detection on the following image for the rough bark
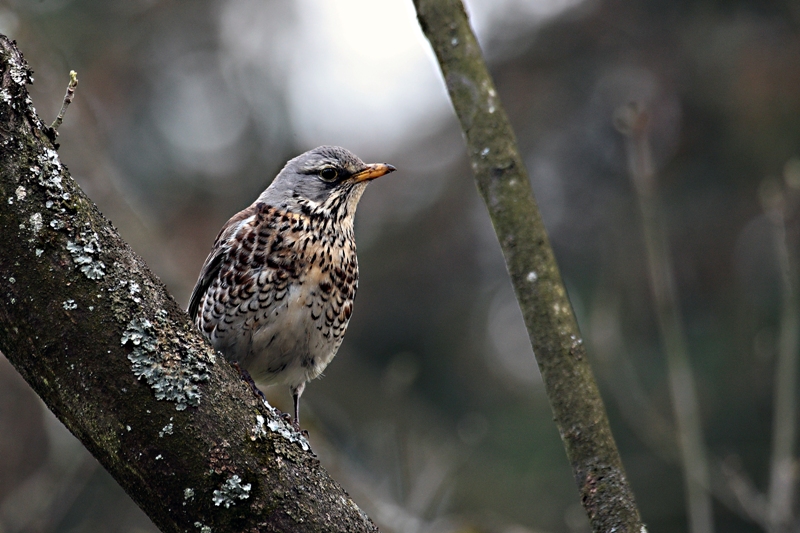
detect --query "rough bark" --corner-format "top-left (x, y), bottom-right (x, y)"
top-left (411, 2), bottom-right (645, 532)
top-left (0, 35), bottom-right (377, 533)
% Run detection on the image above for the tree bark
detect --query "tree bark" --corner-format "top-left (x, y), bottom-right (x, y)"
top-left (0, 35), bottom-right (377, 533)
top-left (411, 2), bottom-right (645, 532)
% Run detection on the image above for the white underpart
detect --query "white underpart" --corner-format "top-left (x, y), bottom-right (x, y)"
top-left (245, 283), bottom-right (340, 390)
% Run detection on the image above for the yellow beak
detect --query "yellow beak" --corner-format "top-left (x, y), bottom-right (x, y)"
top-left (350, 163), bottom-right (397, 183)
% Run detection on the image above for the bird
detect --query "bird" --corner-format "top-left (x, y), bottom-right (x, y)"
top-left (187, 146), bottom-right (396, 429)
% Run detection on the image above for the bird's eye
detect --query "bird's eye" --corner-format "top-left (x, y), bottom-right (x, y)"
top-left (319, 168), bottom-right (338, 181)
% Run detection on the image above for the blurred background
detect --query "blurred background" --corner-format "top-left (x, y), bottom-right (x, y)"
top-left (1, 0), bottom-right (800, 531)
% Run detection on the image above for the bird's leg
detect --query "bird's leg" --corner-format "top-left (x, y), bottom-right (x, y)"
top-left (291, 382), bottom-right (306, 431)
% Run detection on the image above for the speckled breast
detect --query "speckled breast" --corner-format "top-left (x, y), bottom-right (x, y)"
top-left (197, 202), bottom-right (358, 388)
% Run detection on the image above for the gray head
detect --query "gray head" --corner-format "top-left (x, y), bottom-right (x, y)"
top-left (258, 146), bottom-right (396, 220)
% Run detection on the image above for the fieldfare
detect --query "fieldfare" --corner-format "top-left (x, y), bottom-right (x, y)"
top-left (188, 146), bottom-right (396, 428)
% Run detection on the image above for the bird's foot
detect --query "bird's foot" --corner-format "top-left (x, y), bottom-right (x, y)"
top-left (289, 416), bottom-right (307, 436)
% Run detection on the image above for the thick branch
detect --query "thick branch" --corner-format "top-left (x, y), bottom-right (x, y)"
top-left (0, 35), bottom-right (377, 533)
top-left (411, 2), bottom-right (644, 532)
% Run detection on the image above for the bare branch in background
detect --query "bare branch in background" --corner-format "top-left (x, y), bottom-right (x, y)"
top-left (412, 1), bottom-right (644, 531)
top-left (759, 174), bottom-right (799, 533)
top-left (719, 455), bottom-right (769, 527)
top-left (615, 102), bottom-right (714, 533)
top-left (588, 270), bottom-right (795, 529)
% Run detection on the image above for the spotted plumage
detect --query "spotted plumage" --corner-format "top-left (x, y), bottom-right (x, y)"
top-left (188, 146), bottom-right (395, 428)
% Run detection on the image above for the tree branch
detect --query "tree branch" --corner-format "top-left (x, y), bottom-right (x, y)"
top-left (760, 177), bottom-right (799, 532)
top-left (0, 35), bottom-right (377, 533)
top-left (615, 102), bottom-right (714, 533)
top-left (411, 2), bottom-right (644, 532)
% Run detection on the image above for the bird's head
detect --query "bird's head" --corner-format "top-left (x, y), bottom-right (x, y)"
top-left (258, 146), bottom-right (396, 221)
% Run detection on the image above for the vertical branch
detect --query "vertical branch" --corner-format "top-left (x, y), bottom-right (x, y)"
top-left (615, 103), bottom-right (714, 533)
top-left (760, 177), bottom-right (799, 533)
top-left (412, 1), bottom-right (644, 531)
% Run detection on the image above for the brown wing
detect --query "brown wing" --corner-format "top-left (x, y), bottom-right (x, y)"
top-left (187, 204), bottom-right (259, 320)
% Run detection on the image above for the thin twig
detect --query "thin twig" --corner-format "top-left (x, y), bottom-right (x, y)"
top-left (589, 293), bottom-right (678, 461)
top-left (760, 177), bottom-right (799, 533)
top-left (589, 290), bottom-right (789, 528)
top-left (615, 102), bottom-right (715, 533)
top-left (50, 70), bottom-right (78, 132)
top-left (719, 456), bottom-right (768, 528)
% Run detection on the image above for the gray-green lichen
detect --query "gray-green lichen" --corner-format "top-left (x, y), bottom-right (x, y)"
top-left (121, 310), bottom-right (214, 410)
top-left (251, 413), bottom-right (310, 452)
top-left (268, 417), bottom-right (310, 451)
top-left (29, 212), bottom-right (43, 234)
top-left (251, 414), bottom-right (269, 440)
top-left (159, 421), bottom-right (174, 437)
top-left (108, 278), bottom-right (145, 322)
top-left (7, 51), bottom-right (31, 86)
top-left (34, 148), bottom-right (68, 206)
top-left (66, 231), bottom-right (105, 280)
top-left (212, 475), bottom-right (251, 508)
top-left (22, 143), bottom-right (95, 270)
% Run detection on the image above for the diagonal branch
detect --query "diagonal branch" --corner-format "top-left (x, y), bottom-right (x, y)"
top-left (411, 2), bottom-right (644, 532)
top-left (0, 35), bottom-right (377, 533)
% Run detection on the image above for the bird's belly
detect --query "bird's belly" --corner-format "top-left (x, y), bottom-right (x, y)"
top-left (243, 283), bottom-right (344, 389)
